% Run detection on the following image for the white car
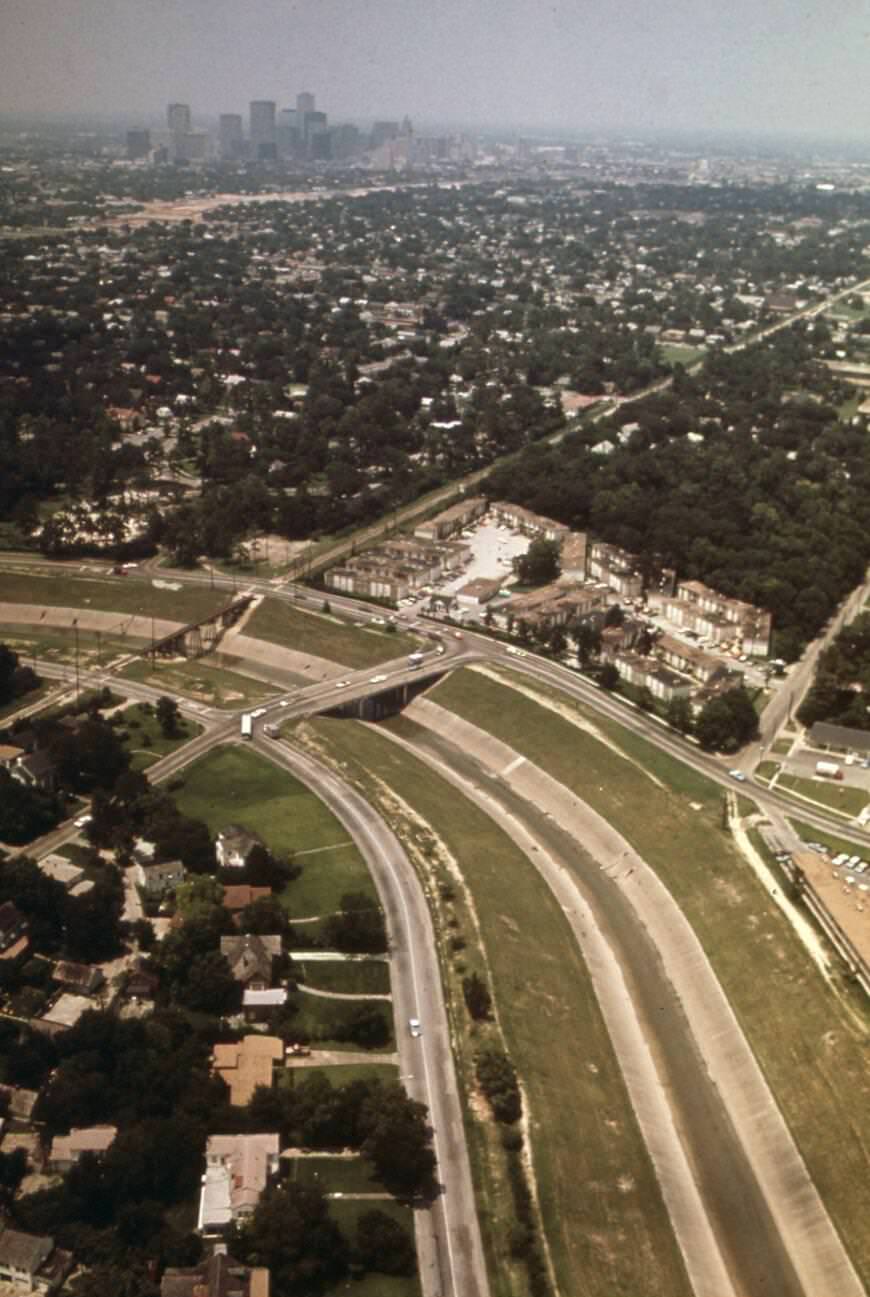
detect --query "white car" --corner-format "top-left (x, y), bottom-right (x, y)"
top-left (728, 769), bottom-right (747, 782)
top-left (335, 680), bottom-right (349, 689)
top-left (370, 674), bottom-right (388, 684)
top-left (279, 700), bottom-right (289, 708)
top-left (74, 814), bottom-right (92, 829)
top-left (409, 1017), bottom-right (422, 1038)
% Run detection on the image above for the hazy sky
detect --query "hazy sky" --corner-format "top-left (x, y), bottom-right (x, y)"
top-left (1, 0), bottom-right (869, 138)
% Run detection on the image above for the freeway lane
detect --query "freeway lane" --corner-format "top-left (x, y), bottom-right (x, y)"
top-left (256, 737), bottom-right (489, 1297)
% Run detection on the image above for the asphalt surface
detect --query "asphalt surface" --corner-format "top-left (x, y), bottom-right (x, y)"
top-left (390, 706), bottom-right (839, 1297)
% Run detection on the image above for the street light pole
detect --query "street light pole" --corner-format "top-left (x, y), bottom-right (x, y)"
top-left (72, 618), bottom-right (79, 703)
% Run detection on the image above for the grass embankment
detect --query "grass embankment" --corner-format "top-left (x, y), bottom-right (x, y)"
top-left (247, 598), bottom-right (417, 669)
top-left (788, 819), bottom-right (870, 861)
top-left (116, 702), bottom-right (203, 772)
top-left (121, 656), bottom-right (276, 710)
top-left (0, 570), bottom-right (227, 622)
top-left (429, 666), bottom-right (870, 1284)
top-left (0, 625), bottom-right (131, 669)
top-left (171, 745), bottom-right (376, 916)
top-left (301, 716), bottom-right (690, 1297)
top-left (777, 771), bottom-right (869, 817)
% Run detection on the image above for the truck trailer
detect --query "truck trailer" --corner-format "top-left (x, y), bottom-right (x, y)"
top-left (407, 651), bottom-right (424, 669)
top-left (815, 760), bottom-right (843, 779)
top-left (240, 713), bottom-right (253, 740)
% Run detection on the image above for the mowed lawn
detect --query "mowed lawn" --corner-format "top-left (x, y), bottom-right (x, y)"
top-left (247, 597), bottom-right (417, 669)
top-left (0, 570), bottom-right (227, 623)
top-left (116, 702), bottom-right (203, 772)
top-left (306, 716), bottom-right (690, 1297)
top-left (429, 667), bottom-right (870, 1288)
top-left (326, 1200), bottom-right (421, 1297)
top-left (298, 959), bottom-right (391, 995)
top-left (171, 744), bottom-right (376, 914)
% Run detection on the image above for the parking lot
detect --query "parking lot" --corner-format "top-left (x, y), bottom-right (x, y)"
top-left (398, 519), bottom-right (529, 618)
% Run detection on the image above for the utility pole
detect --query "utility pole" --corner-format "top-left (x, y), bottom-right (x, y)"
top-left (72, 618), bottom-right (80, 703)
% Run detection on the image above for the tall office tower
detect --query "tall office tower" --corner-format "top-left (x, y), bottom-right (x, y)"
top-left (371, 120), bottom-right (399, 150)
top-left (305, 112), bottom-right (329, 159)
top-left (249, 100), bottom-right (277, 159)
top-left (277, 108), bottom-right (300, 157)
top-left (330, 123), bottom-right (360, 160)
top-left (296, 91), bottom-right (315, 115)
top-left (167, 103), bottom-right (191, 133)
top-left (219, 113), bottom-right (244, 159)
top-left (126, 129), bottom-right (151, 160)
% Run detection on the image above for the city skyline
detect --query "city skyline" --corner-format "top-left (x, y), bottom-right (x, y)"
top-left (1, 0), bottom-right (869, 141)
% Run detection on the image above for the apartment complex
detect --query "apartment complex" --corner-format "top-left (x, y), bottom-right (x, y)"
top-left (489, 501), bottom-right (570, 542)
top-left (651, 580), bottom-right (772, 656)
top-left (586, 541), bottom-right (644, 601)
top-left (414, 495), bottom-right (487, 542)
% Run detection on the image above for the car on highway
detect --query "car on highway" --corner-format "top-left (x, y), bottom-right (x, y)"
top-left (335, 680), bottom-right (349, 689)
top-left (409, 1017), bottom-right (422, 1038)
top-left (453, 631), bottom-right (463, 639)
top-left (728, 769), bottom-right (747, 781)
top-left (74, 814), bottom-right (92, 829)
top-left (370, 674), bottom-right (388, 683)
top-left (278, 700), bottom-right (289, 708)
top-left (505, 646), bottom-right (526, 658)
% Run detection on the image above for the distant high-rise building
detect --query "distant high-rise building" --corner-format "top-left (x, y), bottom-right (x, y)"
top-left (219, 113), bottom-right (244, 159)
top-left (371, 121), bottom-right (399, 150)
top-left (126, 129), bottom-right (151, 160)
top-left (173, 131), bottom-right (209, 163)
top-left (277, 108), bottom-right (300, 158)
top-left (296, 91), bottom-right (315, 116)
top-left (249, 100), bottom-right (277, 159)
top-left (167, 103), bottom-right (191, 133)
top-left (330, 123), bottom-right (361, 160)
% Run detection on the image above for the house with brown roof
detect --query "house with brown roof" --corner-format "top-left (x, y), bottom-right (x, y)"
top-left (48, 1125), bottom-right (117, 1173)
top-left (161, 1251), bottom-right (270, 1297)
top-left (222, 886), bottom-right (271, 919)
top-left (220, 935), bottom-right (282, 989)
top-left (212, 1036), bottom-right (284, 1107)
top-left (51, 961), bottom-right (104, 997)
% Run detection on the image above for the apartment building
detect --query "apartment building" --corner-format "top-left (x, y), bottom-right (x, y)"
top-left (586, 541), bottom-right (644, 600)
top-left (413, 496), bottom-right (487, 542)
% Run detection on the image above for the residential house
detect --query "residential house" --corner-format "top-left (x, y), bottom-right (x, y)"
top-left (36, 856), bottom-right (84, 891)
top-left (134, 859), bottom-right (186, 898)
top-left (161, 1251), bottom-right (270, 1297)
top-left (0, 1227), bottom-right (71, 1294)
top-left (38, 994), bottom-right (91, 1034)
top-left (124, 959), bottom-right (160, 1003)
top-left (11, 750), bottom-right (57, 794)
top-left (0, 1087), bottom-right (39, 1122)
top-left (243, 988), bottom-right (289, 1021)
top-left (0, 745), bottom-right (24, 771)
top-left (220, 935), bottom-right (282, 989)
top-left (223, 886), bottom-right (272, 921)
top-left (216, 826), bottom-right (264, 870)
top-left (197, 1134), bottom-right (280, 1234)
top-left (51, 961), bottom-right (104, 997)
top-left (48, 1125), bottom-right (117, 1173)
top-left (212, 1036), bottom-right (284, 1107)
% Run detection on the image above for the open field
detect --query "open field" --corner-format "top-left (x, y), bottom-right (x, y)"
top-left (121, 656), bottom-right (276, 709)
top-left (772, 739), bottom-right (793, 755)
top-left (429, 666), bottom-right (870, 1286)
top-left (659, 343), bottom-right (705, 367)
top-left (756, 760), bottom-right (781, 781)
top-left (171, 745), bottom-right (376, 914)
top-left (777, 771), bottom-right (868, 816)
top-left (0, 570), bottom-right (227, 622)
top-left (247, 598), bottom-right (417, 669)
top-left (115, 702), bottom-right (203, 772)
top-left (304, 716), bottom-right (689, 1297)
top-left (298, 960), bottom-right (391, 995)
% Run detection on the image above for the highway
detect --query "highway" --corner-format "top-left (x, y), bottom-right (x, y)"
top-left (5, 566), bottom-right (870, 1297)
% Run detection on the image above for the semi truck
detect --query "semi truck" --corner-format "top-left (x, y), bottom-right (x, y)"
top-left (240, 713), bottom-right (253, 740)
top-left (815, 760), bottom-right (843, 780)
top-left (407, 651), bottom-right (424, 669)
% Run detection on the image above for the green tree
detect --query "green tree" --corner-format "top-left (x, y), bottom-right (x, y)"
top-left (354, 1208), bottom-right (416, 1277)
top-left (233, 1182), bottom-right (348, 1294)
top-left (155, 695), bottom-right (180, 739)
top-left (665, 695), bottom-right (694, 735)
top-left (695, 687), bottom-right (760, 753)
top-left (516, 538), bottom-right (560, 586)
top-left (599, 662), bottom-right (620, 691)
top-left (325, 893), bottom-right (387, 954)
top-left (462, 972), bottom-right (492, 1021)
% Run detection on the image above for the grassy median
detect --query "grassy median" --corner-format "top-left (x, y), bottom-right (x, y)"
top-left (429, 666), bottom-right (870, 1287)
top-left (247, 597), bottom-right (417, 669)
top-left (302, 716), bottom-right (690, 1297)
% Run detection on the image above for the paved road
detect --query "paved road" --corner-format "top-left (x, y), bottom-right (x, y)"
top-left (253, 737), bottom-right (489, 1297)
top-left (391, 700), bottom-right (865, 1297)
